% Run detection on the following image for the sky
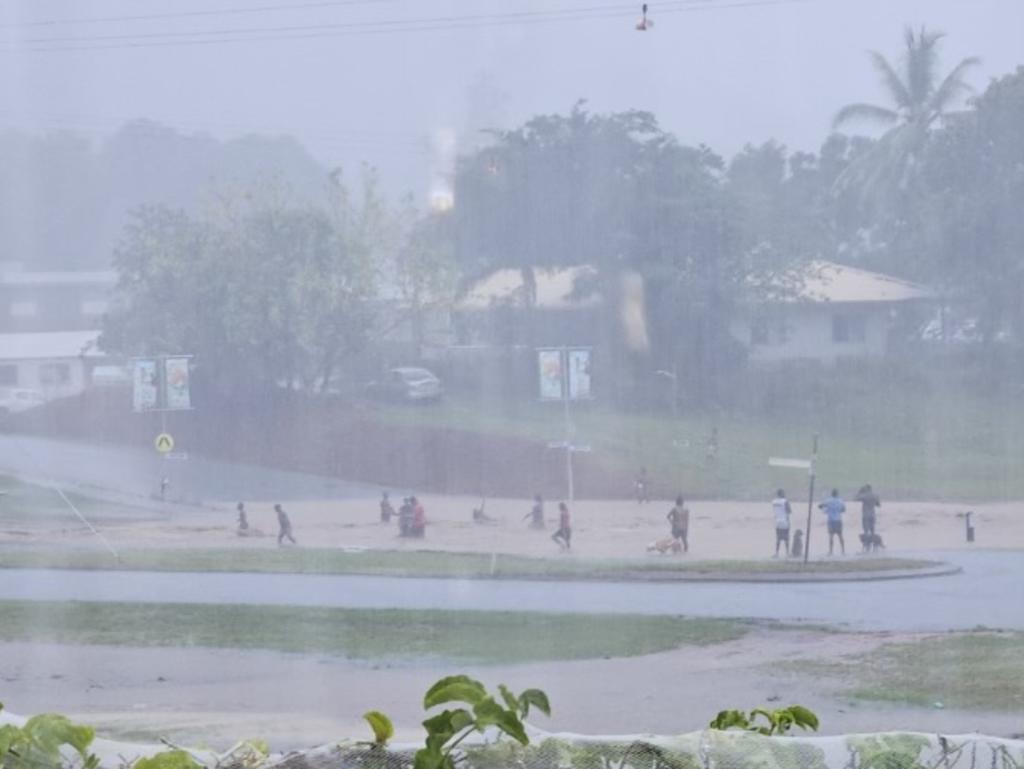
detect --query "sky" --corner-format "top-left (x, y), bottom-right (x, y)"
top-left (0, 0), bottom-right (1022, 200)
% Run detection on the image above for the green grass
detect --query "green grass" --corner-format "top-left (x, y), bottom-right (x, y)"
top-left (0, 546), bottom-right (939, 579)
top-left (0, 600), bottom-right (749, 663)
top-left (794, 633), bottom-right (1024, 711)
top-left (369, 377), bottom-right (1024, 501)
top-left (0, 475), bottom-right (160, 526)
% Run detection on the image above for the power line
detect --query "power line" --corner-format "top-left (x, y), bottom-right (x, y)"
top-left (0, 0), bottom-right (409, 30)
top-left (12, 1), bottom-right (682, 45)
top-left (2, 0), bottom-right (807, 53)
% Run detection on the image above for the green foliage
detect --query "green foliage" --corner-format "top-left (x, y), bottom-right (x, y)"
top-left (373, 675), bottom-right (551, 769)
top-left (132, 751), bottom-right (202, 769)
top-left (848, 735), bottom-right (931, 769)
top-left (0, 705), bottom-right (98, 769)
top-left (362, 712), bottom-right (395, 747)
top-left (710, 705), bottom-right (819, 736)
top-left (102, 174), bottom-right (384, 398)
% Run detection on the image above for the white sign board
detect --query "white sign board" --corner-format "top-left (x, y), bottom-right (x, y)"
top-left (538, 349), bottom-right (564, 400)
top-left (132, 359), bottom-right (159, 413)
top-left (567, 348), bottom-right (592, 400)
top-left (164, 357), bottom-right (192, 410)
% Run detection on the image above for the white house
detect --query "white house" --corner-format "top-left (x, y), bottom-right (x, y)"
top-left (729, 261), bottom-right (933, 365)
top-left (0, 330), bottom-right (104, 399)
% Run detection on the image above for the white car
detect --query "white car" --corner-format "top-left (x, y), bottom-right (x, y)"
top-left (367, 367), bottom-right (443, 402)
top-left (0, 388), bottom-right (47, 418)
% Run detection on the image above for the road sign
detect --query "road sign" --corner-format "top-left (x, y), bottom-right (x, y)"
top-left (165, 451), bottom-right (189, 461)
top-left (154, 432), bottom-right (175, 453)
top-left (768, 457), bottom-right (812, 470)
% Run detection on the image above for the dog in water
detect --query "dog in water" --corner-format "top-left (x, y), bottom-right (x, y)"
top-left (859, 532), bottom-right (885, 552)
top-left (647, 537), bottom-right (683, 555)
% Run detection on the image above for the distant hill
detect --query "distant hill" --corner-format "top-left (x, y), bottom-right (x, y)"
top-left (0, 120), bottom-right (331, 269)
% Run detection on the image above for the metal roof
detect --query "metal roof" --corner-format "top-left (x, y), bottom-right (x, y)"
top-left (780, 261), bottom-right (933, 304)
top-left (0, 330), bottom-right (103, 360)
top-left (458, 260), bottom-right (932, 311)
top-left (458, 265), bottom-right (602, 310)
top-left (0, 270), bottom-right (117, 287)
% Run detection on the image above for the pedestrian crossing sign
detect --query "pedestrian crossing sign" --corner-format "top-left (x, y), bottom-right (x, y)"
top-left (155, 432), bottom-right (175, 453)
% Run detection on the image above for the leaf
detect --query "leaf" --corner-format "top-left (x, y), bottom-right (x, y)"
top-left (517, 689), bottom-right (551, 718)
top-left (709, 710), bottom-right (750, 731)
top-left (413, 746), bottom-right (447, 769)
top-left (497, 685), bottom-right (519, 713)
top-left (423, 676), bottom-right (488, 709)
top-left (363, 711), bottom-right (394, 746)
top-left (422, 709), bottom-right (474, 749)
top-left (786, 706), bottom-right (820, 731)
top-left (0, 724), bottom-right (20, 757)
top-left (22, 714), bottom-right (96, 760)
top-left (473, 700), bottom-right (529, 747)
top-left (133, 750), bottom-right (202, 769)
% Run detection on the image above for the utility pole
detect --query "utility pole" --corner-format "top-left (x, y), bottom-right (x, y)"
top-left (803, 434), bottom-right (819, 564)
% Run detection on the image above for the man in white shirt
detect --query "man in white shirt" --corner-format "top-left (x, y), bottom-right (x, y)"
top-left (772, 489), bottom-right (792, 557)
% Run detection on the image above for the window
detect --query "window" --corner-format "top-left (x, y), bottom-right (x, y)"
top-left (832, 313), bottom-right (866, 343)
top-left (0, 364), bottom-right (16, 386)
top-left (38, 362), bottom-right (71, 386)
top-left (9, 300), bottom-right (37, 317)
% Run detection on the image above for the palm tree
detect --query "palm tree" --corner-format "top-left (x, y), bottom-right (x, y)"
top-left (835, 27), bottom-right (979, 133)
top-left (832, 27), bottom-right (979, 198)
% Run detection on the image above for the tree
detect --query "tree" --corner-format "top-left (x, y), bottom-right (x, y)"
top-left (832, 27), bottom-right (979, 215)
top-left (919, 67), bottom-right (1024, 349)
top-left (102, 179), bottom-right (379, 401)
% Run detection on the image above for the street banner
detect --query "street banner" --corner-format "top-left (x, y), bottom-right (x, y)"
top-left (164, 357), bottom-right (192, 410)
top-left (132, 359), bottom-right (158, 412)
top-left (538, 349), bottom-right (564, 400)
top-left (567, 348), bottom-right (592, 400)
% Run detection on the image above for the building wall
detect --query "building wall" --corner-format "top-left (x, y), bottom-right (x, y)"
top-left (0, 284), bottom-right (111, 333)
top-left (730, 304), bottom-right (891, 364)
top-left (0, 357), bottom-right (87, 398)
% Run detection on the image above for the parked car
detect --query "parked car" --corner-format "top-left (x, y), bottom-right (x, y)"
top-left (0, 388), bottom-right (47, 418)
top-left (366, 367), bottom-right (443, 402)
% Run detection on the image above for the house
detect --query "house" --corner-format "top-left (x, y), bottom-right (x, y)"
top-left (0, 330), bottom-right (104, 399)
top-left (453, 265), bottom-right (610, 348)
top-left (0, 263), bottom-right (117, 333)
top-left (455, 261), bottom-right (931, 367)
top-left (729, 261), bottom-right (933, 365)
top-left (0, 264), bottom-right (119, 402)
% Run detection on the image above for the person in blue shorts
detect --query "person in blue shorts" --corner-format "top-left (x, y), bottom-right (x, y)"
top-left (818, 489), bottom-right (846, 555)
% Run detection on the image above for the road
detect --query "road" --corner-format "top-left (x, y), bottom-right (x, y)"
top-left (0, 433), bottom-right (376, 503)
top-left (0, 549), bottom-right (1019, 632)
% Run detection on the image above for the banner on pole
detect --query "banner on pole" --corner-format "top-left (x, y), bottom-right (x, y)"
top-left (164, 357), bottom-right (192, 410)
top-left (538, 349), bottom-right (564, 400)
top-left (567, 348), bottom-right (592, 400)
top-left (132, 359), bottom-right (159, 413)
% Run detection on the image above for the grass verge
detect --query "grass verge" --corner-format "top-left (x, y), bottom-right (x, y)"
top-left (0, 474), bottom-right (159, 526)
top-left (0, 547), bottom-right (941, 579)
top-left (0, 600), bottom-right (748, 663)
top-left (792, 632), bottom-right (1024, 711)
top-left (370, 389), bottom-right (1024, 501)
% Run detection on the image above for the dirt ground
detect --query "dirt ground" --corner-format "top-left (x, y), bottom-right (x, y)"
top-left (1, 630), bottom-right (1020, 751)
top-left (4, 492), bottom-right (1020, 559)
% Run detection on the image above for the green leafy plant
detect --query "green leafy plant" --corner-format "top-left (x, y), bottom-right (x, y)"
top-left (709, 706), bottom-right (819, 736)
top-left (363, 712), bottom-right (395, 748)
top-left (0, 704), bottom-right (99, 769)
top-left (371, 675), bottom-right (550, 769)
top-left (132, 752), bottom-right (201, 769)
top-left (848, 735), bottom-right (930, 769)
